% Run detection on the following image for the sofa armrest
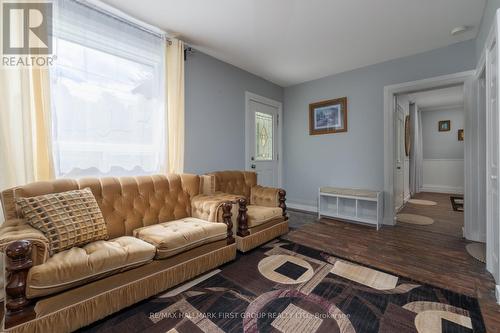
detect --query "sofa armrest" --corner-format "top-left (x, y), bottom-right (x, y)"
top-left (0, 219), bottom-right (49, 266)
top-left (191, 195), bottom-right (235, 244)
top-left (191, 194), bottom-right (228, 223)
top-left (250, 186), bottom-right (287, 219)
top-left (0, 220), bottom-right (43, 327)
top-left (4, 240), bottom-right (36, 328)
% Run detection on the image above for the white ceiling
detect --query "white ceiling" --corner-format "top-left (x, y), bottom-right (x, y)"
top-left (407, 85), bottom-right (464, 110)
top-left (102, 0), bottom-right (486, 87)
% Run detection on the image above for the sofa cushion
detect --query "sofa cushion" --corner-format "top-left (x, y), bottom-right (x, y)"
top-left (133, 218), bottom-right (227, 259)
top-left (27, 236), bottom-right (156, 298)
top-left (16, 188), bottom-right (108, 255)
top-left (246, 205), bottom-right (283, 228)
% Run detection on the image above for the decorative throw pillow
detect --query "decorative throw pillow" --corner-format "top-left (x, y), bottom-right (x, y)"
top-left (16, 188), bottom-right (108, 255)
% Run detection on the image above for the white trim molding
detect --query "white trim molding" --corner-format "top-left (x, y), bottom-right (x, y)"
top-left (421, 158), bottom-right (464, 195)
top-left (419, 104), bottom-right (464, 112)
top-left (496, 285), bottom-right (500, 305)
top-left (420, 185), bottom-right (464, 194)
top-left (287, 202), bottom-right (317, 213)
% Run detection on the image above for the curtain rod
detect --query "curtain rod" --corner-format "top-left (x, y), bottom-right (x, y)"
top-left (76, 0), bottom-right (170, 40)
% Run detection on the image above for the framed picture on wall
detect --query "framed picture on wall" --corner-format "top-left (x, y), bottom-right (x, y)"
top-left (309, 97), bottom-right (348, 135)
top-left (438, 120), bottom-right (451, 132)
top-left (458, 129), bottom-right (464, 141)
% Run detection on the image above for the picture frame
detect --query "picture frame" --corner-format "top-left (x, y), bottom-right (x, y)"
top-left (458, 129), bottom-right (464, 141)
top-left (309, 97), bottom-right (348, 135)
top-left (438, 120), bottom-right (450, 132)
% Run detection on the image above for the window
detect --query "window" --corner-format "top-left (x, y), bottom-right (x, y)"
top-left (50, 0), bottom-right (165, 178)
top-left (255, 111), bottom-right (273, 160)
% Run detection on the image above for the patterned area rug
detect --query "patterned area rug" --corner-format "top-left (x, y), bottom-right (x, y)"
top-left (80, 240), bottom-right (485, 333)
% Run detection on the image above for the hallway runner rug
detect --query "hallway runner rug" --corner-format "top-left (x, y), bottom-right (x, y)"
top-left (80, 239), bottom-right (486, 333)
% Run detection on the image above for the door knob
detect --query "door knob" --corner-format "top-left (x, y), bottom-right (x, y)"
top-left (251, 164), bottom-right (256, 169)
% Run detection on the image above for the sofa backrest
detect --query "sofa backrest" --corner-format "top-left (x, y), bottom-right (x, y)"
top-left (205, 171), bottom-right (257, 198)
top-left (1, 174), bottom-right (200, 239)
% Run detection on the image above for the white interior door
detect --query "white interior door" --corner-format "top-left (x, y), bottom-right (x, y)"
top-left (478, 72), bottom-right (487, 242)
top-left (245, 93), bottom-right (282, 187)
top-left (486, 37), bottom-right (500, 281)
top-left (394, 99), bottom-right (405, 211)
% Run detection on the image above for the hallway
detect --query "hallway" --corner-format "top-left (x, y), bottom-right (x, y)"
top-left (397, 192), bottom-right (464, 238)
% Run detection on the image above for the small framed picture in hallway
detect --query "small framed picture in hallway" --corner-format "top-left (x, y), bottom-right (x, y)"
top-left (438, 120), bottom-right (451, 132)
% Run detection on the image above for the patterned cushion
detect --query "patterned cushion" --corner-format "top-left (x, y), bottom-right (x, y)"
top-left (16, 188), bottom-right (108, 255)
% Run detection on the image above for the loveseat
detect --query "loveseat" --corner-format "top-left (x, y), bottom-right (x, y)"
top-left (200, 170), bottom-right (288, 252)
top-left (0, 174), bottom-right (236, 332)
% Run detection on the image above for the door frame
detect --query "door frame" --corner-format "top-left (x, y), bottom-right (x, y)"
top-left (480, 10), bottom-right (500, 292)
top-left (245, 91), bottom-right (283, 187)
top-left (473, 60), bottom-right (487, 244)
top-left (394, 99), bottom-right (406, 212)
top-left (383, 70), bottom-right (475, 226)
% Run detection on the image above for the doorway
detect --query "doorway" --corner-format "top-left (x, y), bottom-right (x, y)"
top-left (383, 71), bottom-right (475, 227)
top-left (394, 85), bottom-right (466, 237)
top-left (384, 70), bottom-right (490, 270)
top-left (245, 92), bottom-right (283, 187)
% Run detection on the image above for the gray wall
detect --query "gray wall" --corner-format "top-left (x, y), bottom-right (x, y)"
top-left (476, 0), bottom-right (500, 60)
top-left (283, 40), bottom-right (476, 207)
top-left (184, 51), bottom-right (283, 175)
top-left (421, 108), bottom-right (464, 159)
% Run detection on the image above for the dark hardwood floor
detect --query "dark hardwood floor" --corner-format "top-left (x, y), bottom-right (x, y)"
top-left (286, 193), bottom-right (500, 332)
top-left (398, 192), bottom-right (465, 238)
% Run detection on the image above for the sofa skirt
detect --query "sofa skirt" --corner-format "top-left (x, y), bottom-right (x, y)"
top-left (4, 242), bottom-right (236, 333)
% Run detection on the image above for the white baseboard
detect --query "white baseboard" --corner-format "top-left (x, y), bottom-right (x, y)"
top-left (420, 185), bottom-right (464, 195)
top-left (287, 202), bottom-right (317, 213)
top-left (496, 285), bottom-right (500, 304)
top-left (404, 194), bottom-right (411, 203)
top-left (464, 230), bottom-right (486, 242)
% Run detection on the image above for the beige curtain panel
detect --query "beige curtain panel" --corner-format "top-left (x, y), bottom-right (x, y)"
top-left (0, 67), bottom-right (55, 211)
top-left (0, 10), bottom-right (55, 223)
top-left (166, 38), bottom-right (185, 174)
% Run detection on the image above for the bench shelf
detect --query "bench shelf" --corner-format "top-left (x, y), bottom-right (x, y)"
top-left (318, 187), bottom-right (383, 230)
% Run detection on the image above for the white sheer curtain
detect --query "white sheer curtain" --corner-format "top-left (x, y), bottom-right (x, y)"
top-left (409, 103), bottom-right (423, 195)
top-left (50, 0), bottom-right (166, 178)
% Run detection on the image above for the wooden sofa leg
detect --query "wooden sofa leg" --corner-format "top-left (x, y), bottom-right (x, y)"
top-left (236, 198), bottom-right (250, 237)
top-left (5, 240), bottom-right (35, 328)
top-left (279, 189), bottom-right (288, 220)
top-left (222, 201), bottom-right (235, 244)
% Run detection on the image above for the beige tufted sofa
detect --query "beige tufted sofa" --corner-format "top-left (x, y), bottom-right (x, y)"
top-left (0, 174), bottom-right (236, 333)
top-left (200, 170), bottom-right (289, 252)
